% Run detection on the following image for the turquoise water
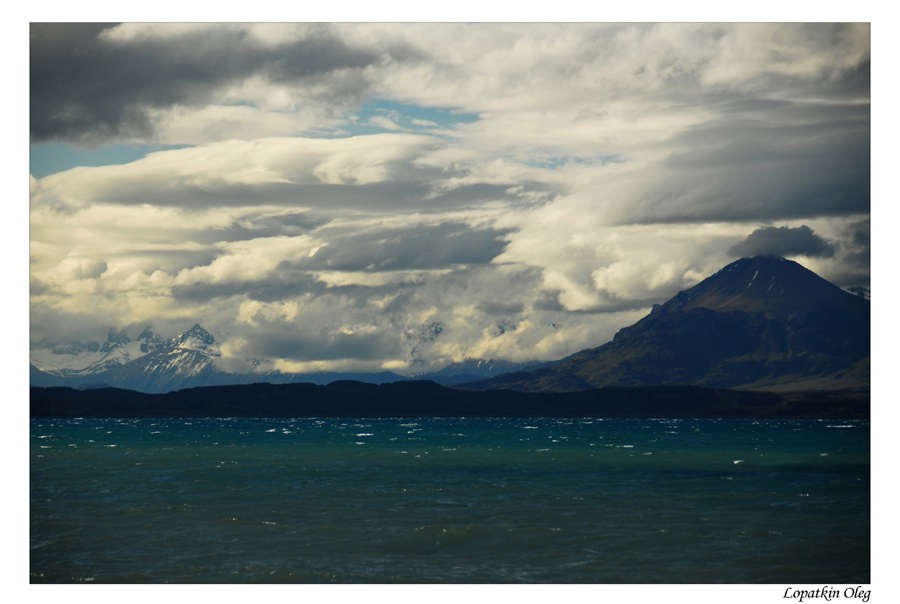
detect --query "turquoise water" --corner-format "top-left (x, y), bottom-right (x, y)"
top-left (30, 417), bottom-right (870, 583)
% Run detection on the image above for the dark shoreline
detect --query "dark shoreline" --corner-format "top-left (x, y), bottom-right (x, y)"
top-left (30, 381), bottom-right (870, 419)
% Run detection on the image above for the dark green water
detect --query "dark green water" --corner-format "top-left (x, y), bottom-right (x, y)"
top-left (30, 417), bottom-right (870, 583)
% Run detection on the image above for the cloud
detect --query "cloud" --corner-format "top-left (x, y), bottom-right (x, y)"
top-left (239, 327), bottom-right (404, 363)
top-left (30, 23), bottom-right (416, 144)
top-left (636, 101), bottom-right (870, 224)
top-left (299, 222), bottom-right (512, 271)
top-left (367, 115), bottom-right (402, 131)
top-left (29, 23), bottom-right (871, 374)
top-left (727, 225), bottom-right (837, 258)
top-left (30, 134), bottom-right (533, 213)
top-left (698, 23), bottom-right (870, 87)
top-left (33, 23), bottom-right (870, 149)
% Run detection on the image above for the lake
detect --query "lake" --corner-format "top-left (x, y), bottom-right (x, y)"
top-left (31, 417), bottom-right (870, 583)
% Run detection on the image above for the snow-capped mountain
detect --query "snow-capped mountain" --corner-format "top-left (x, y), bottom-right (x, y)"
top-left (422, 358), bottom-right (546, 384)
top-left (30, 327), bottom-right (164, 377)
top-left (31, 257), bottom-right (870, 396)
top-left (31, 324), bottom-right (223, 393)
top-left (98, 324), bottom-right (222, 392)
top-left (30, 321), bottom-right (547, 393)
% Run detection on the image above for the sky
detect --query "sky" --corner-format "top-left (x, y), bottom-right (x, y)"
top-left (29, 22), bottom-right (872, 375)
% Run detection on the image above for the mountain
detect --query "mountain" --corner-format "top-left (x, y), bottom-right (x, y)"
top-left (845, 285), bottom-right (871, 300)
top-left (466, 256), bottom-right (870, 393)
top-left (29, 327), bottom-right (164, 377)
top-left (29, 257), bottom-right (869, 395)
top-left (30, 323), bottom-right (545, 393)
top-left (94, 324), bottom-right (223, 393)
top-left (420, 358), bottom-right (548, 385)
top-left (31, 324), bottom-right (224, 393)
top-left (30, 323), bottom-right (412, 393)
top-left (30, 363), bottom-right (73, 388)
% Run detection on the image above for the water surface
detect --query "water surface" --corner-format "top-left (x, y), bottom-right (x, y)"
top-left (31, 417), bottom-right (870, 583)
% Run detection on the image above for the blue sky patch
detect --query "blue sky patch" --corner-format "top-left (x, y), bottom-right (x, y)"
top-left (30, 143), bottom-right (191, 178)
top-left (334, 99), bottom-right (480, 137)
top-left (520, 154), bottom-right (627, 170)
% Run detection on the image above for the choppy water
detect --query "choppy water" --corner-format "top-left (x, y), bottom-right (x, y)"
top-left (31, 417), bottom-right (869, 583)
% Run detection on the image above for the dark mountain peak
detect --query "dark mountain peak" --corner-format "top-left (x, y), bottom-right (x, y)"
top-left (171, 324), bottom-right (216, 349)
top-left (187, 323), bottom-right (210, 336)
top-left (468, 256), bottom-right (870, 393)
top-left (662, 256), bottom-right (864, 317)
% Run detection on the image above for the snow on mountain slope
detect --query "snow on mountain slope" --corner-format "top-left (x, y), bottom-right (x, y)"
top-left (98, 325), bottom-right (222, 392)
top-left (30, 327), bottom-right (163, 377)
top-left (31, 324), bottom-right (226, 393)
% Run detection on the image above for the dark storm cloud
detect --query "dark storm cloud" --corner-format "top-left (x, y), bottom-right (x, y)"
top-left (843, 217), bottom-right (870, 250)
top-left (838, 261), bottom-right (871, 289)
top-left (30, 23), bottom-right (414, 143)
top-left (28, 23), bottom-right (871, 372)
top-left (825, 59), bottom-right (871, 101)
top-left (672, 102), bottom-right (870, 168)
top-left (742, 46), bottom-right (870, 103)
top-left (299, 223), bottom-right (513, 271)
top-left (822, 261), bottom-right (870, 291)
top-left (827, 218), bottom-right (870, 287)
top-left (727, 225), bottom-right (836, 259)
top-left (626, 93), bottom-right (869, 225)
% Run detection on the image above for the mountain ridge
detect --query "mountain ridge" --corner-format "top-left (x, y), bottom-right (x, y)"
top-left (29, 324), bottom-right (536, 393)
top-left (30, 381), bottom-right (870, 419)
top-left (464, 256), bottom-right (869, 392)
top-left (30, 256), bottom-right (869, 395)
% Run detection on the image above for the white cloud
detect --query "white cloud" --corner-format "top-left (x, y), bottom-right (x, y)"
top-left (31, 134), bottom-right (448, 211)
top-left (700, 23), bottom-right (870, 86)
top-left (172, 235), bottom-right (322, 286)
top-left (367, 115), bottom-right (402, 131)
top-left (29, 23), bottom-right (870, 373)
top-left (99, 23), bottom-right (238, 44)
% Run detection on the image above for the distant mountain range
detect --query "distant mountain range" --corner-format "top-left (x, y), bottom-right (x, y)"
top-left (30, 326), bottom-right (164, 377)
top-left (30, 324), bottom-right (539, 393)
top-left (30, 256), bottom-right (869, 396)
top-left (32, 324), bottom-right (223, 393)
top-left (465, 256), bottom-right (869, 393)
